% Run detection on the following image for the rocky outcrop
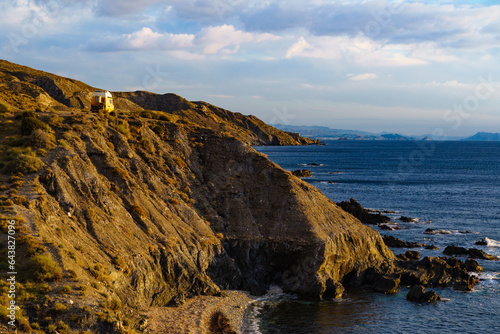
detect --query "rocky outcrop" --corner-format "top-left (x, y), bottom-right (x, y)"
top-left (443, 245), bottom-right (498, 261)
top-left (291, 169), bottom-right (312, 177)
top-left (406, 285), bottom-right (441, 303)
top-left (383, 235), bottom-right (438, 250)
top-left (337, 198), bottom-right (390, 225)
top-left (398, 256), bottom-right (479, 291)
top-left (383, 235), bottom-right (421, 248)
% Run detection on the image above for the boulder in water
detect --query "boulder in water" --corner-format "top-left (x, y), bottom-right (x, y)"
top-left (406, 285), bottom-right (441, 303)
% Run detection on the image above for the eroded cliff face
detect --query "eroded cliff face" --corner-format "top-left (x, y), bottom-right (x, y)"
top-left (0, 60), bottom-right (393, 333)
top-left (26, 115), bottom-right (393, 303)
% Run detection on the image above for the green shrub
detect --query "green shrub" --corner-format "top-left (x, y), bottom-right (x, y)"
top-left (20, 116), bottom-right (50, 135)
top-left (27, 254), bottom-right (63, 282)
top-left (29, 129), bottom-right (54, 148)
top-left (2, 152), bottom-right (44, 175)
top-left (114, 121), bottom-right (131, 138)
top-left (0, 103), bottom-right (8, 113)
top-left (48, 115), bottom-right (64, 126)
top-left (108, 298), bottom-right (121, 310)
top-left (151, 124), bottom-right (164, 136)
top-left (53, 302), bottom-right (68, 313)
top-left (140, 138), bottom-right (155, 154)
top-left (57, 320), bottom-right (69, 333)
top-left (61, 285), bottom-right (71, 294)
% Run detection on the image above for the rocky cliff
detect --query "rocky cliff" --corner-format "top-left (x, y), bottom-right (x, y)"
top-left (0, 61), bottom-right (395, 333)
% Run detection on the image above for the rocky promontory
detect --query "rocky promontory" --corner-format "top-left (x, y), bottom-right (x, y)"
top-left (0, 61), bottom-right (392, 333)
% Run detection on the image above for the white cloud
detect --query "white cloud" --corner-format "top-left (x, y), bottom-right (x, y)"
top-left (349, 73), bottom-right (377, 81)
top-left (425, 80), bottom-right (469, 88)
top-left (196, 24), bottom-right (279, 54)
top-left (286, 37), bottom-right (312, 58)
top-left (85, 27), bottom-right (194, 51)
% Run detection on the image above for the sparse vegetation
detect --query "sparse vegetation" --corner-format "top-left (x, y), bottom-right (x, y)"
top-left (130, 203), bottom-right (147, 218)
top-left (20, 112), bottom-right (51, 135)
top-left (140, 137), bottom-right (156, 154)
top-left (208, 310), bottom-right (236, 334)
top-left (27, 254), bottom-right (63, 282)
top-left (29, 129), bottom-right (54, 148)
top-left (48, 114), bottom-right (64, 126)
top-left (1, 147), bottom-right (44, 174)
top-left (0, 103), bottom-right (8, 113)
top-left (61, 285), bottom-right (71, 294)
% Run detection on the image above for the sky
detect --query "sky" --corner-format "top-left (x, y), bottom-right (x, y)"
top-left (1, 0), bottom-right (500, 136)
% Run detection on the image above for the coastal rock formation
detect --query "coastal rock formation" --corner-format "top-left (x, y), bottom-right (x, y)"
top-left (291, 169), bottom-right (312, 177)
top-left (0, 60), bottom-right (393, 333)
top-left (406, 285), bottom-right (441, 303)
top-left (383, 235), bottom-right (438, 250)
top-left (443, 245), bottom-right (498, 261)
top-left (383, 235), bottom-right (421, 248)
top-left (337, 198), bottom-right (390, 225)
top-left (398, 256), bottom-right (479, 291)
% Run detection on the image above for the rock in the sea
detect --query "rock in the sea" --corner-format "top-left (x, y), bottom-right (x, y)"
top-left (443, 245), bottom-right (469, 256)
top-left (464, 259), bottom-right (483, 273)
top-left (467, 248), bottom-right (498, 261)
top-left (397, 256), bottom-right (479, 291)
top-left (383, 235), bottom-right (421, 248)
top-left (475, 238), bottom-right (488, 246)
top-left (373, 275), bottom-right (400, 294)
top-left (399, 216), bottom-right (415, 223)
top-left (406, 285), bottom-right (441, 303)
top-left (291, 169), bottom-right (312, 177)
top-left (443, 245), bottom-right (498, 261)
top-left (338, 198), bottom-right (390, 225)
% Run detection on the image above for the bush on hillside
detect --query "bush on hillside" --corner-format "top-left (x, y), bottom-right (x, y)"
top-left (20, 116), bottom-right (50, 135)
top-left (0, 103), bottom-right (8, 113)
top-left (29, 129), bottom-right (54, 148)
top-left (27, 254), bottom-right (63, 282)
top-left (2, 152), bottom-right (44, 175)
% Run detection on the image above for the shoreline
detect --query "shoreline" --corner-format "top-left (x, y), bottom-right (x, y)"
top-left (146, 290), bottom-right (255, 334)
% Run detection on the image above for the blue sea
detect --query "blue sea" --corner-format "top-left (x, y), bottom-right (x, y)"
top-left (247, 141), bottom-right (500, 334)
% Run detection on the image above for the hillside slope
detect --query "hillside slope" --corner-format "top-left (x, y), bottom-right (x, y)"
top-left (0, 60), bottom-right (317, 146)
top-left (0, 61), bottom-right (393, 333)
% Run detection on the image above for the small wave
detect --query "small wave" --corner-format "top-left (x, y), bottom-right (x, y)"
top-left (424, 228), bottom-right (479, 235)
top-left (242, 286), bottom-right (291, 334)
top-left (476, 237), bottom-right (500, 248)
top-left (478, 272), bottom-right (500, 281)
top-left (299, 163), bottom-right (324, 167)
top-left (241, 303), bottom-right (263, 334)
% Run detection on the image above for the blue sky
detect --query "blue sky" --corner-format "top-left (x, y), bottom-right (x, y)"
top-left (1, 0), bottom-right (500, 136)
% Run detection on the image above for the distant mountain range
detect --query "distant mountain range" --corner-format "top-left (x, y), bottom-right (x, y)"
top-left (275, 124), bottom-right (420, 141)
top-left (463, 132), bottom-right (500, 141)
top-left (275, 124), bottom-right (500, 142)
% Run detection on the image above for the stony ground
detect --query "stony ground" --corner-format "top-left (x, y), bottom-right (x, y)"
top-left (146, 290), bottom-right (254, 334)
